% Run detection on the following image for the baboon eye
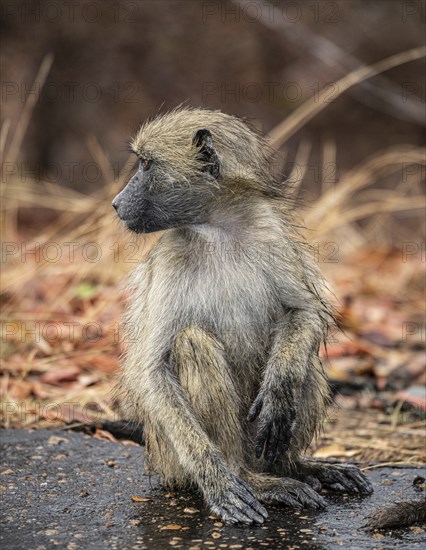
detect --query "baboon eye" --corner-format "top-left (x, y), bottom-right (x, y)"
top-left (140, 159), bottom-right (153, 172)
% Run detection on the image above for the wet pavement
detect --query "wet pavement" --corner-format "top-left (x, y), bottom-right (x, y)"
top-left (1, 429), bottom-right (425, 549)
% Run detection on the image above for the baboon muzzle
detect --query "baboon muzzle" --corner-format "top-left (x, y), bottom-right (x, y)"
top-left (111, 164), bottom-right (162, 233)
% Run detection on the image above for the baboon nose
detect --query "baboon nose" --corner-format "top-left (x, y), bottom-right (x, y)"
top-left (112, 199), bottom-right (118, 211)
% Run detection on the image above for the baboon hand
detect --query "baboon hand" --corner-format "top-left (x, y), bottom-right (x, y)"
top-left (248, 388), bottom-right (296, 466)
top-left (206, 473), bottom-right (268, 525)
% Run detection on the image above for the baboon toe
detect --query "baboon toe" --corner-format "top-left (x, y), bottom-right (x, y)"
top-left (310, 463), bottom-right (373, 495)
top-left (207, 476), bottom-right (268, 525)
top-left (258, 479), bottom-right (326, 510)
top-left (210, 501), bottom-right (266, 525)
top-left (304, 475), bottom-right (322, 492)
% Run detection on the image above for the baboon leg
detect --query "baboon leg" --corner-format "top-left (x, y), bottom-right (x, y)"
top-left (291, 459), bottom-right (373, 496)
top-left (140, 326), bottom-right (268, 525)
top-left (241, 471), bottom-right (326, 510)
top-left (173, 326), bottom-right (244, 470)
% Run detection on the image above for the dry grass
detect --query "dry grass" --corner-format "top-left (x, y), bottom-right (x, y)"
top-left (1, 50), bottom-right (425, 462)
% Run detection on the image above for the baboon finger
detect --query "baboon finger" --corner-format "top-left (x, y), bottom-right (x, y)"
top-left (266, 417), bottom-right (292, 465)
top-left (235, 477), bottom-right (257, 500)
top-left (247, 397), bottom-right (263, 422)
top-left (264, 422), bottom-right (280, 466)
top-left (233, 485), bottom-right (268, 518)
top-left (213, 508), bottom-right (239, 525)
top-left (346, 468), bottom-right (373, 495)
top-left (251, 499), bottom-right (269, 519)
top-left (234, 499), bottom-right (266, 524)
top-left (304, 475), bottom-right (322, 492)
top-left (223, 501), bottom-right (265, 524)
top-left (268, 491), bottom-right (302, 509)
top-left (255, 423), bottom-right (270, 459)
top-left (222, 504), bottom-right (254, 524)
top-left (321, 469), bottom-right (358, 493)
top-left (273, 437), bottom-right (290, 463)
top-left (299, 486), bottom-right (327, 509)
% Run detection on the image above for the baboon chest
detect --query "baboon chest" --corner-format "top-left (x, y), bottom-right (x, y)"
top-left (149, 236), bottom-right (277, 365)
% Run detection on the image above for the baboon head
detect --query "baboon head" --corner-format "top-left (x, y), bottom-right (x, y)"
top-left (112, 107), bottom-right (271, 233)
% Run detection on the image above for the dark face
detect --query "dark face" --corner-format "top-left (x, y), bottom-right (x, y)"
top-left (112, 129), bottom-right (221, 234)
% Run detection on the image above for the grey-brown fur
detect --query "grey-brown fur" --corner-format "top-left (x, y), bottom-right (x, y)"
top-left (113, 107), bottom-right (373, 524)
top-left (368, 500), bottom-right (426, 529)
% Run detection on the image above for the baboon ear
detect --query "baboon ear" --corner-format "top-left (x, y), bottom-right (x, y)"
top-left (192, 128), bottom-right (221, 178)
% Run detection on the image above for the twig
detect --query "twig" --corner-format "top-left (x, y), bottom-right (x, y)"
top-left (234, 0), bottom-right (425, 125)
top-left (363, 460), bottom-right (426, 471)
top-left (5, 54), bottom-right (54, 165)
top-left (267, 47), bottom-right (426, 148)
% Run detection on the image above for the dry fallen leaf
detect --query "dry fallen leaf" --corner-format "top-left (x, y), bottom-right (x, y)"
top-left (160, 524), bottom-right (182, 531)
top-left (131, 495), bottom-right (152, 502)
top-left (7, 379), bottom-right (34, 399)
top-left (47, 435), bottom-right (69, 446)
top-left (94, 429), bottom-right (118, 443)
top-left (40, 366), bottom-right (81, 386)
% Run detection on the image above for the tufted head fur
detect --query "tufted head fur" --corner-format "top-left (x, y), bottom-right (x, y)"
top-left (112, 107), bottom-right (280, 233)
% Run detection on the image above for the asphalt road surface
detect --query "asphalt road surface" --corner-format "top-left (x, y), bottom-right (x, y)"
top-left (1, 429), bottom-right (425, 549)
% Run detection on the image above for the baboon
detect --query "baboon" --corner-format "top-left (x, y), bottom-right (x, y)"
top-left (112, 107), bottom-right (373, 525)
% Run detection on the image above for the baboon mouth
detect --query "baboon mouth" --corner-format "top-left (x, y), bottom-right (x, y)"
top-left (114, 215), bottom-right (141, 230)
top-left (122, 217), bottom-right (162, 234)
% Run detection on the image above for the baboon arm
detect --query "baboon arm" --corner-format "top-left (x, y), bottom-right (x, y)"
top-left (248, 309), bottom-right (325, 465)
top-left (268, 309), bottom-right (325, 383)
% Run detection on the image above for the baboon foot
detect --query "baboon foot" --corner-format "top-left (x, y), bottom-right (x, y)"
top-left (256, 478), bottom-right (326, 510)
top-left (296, 459), bottom-right (373, 495)
top-left (206, 473), bottom-right (268, 525)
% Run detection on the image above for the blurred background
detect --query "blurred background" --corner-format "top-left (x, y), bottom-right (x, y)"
top-left (1, 0), bottom-right (425, 463)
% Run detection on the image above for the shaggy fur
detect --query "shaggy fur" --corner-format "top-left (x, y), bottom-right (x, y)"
top-left (113, 107), bottom-right (373, 525)
top-left (368, 500), bottom-right (426, 529)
